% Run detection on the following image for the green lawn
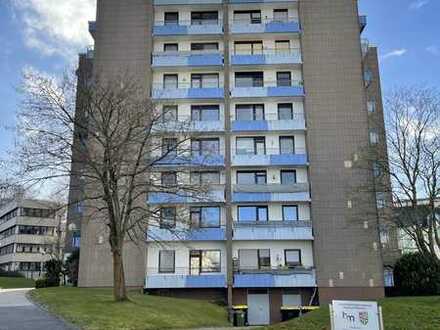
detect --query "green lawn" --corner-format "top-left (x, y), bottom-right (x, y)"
top-left (0, 276), bottom-right (35, 289)
top-left (30, 287), bottom-right (230, 330)
top-left (265, 296), bottom-right (440, 330)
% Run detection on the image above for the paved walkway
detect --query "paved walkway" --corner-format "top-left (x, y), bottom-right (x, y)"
top-left (0, 288), bottom-right (74, 330)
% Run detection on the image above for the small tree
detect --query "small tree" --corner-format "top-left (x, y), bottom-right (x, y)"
top-left (14, 69), bottom-right (212, 301)
top-left (65, 249), bottom-right (80, 286)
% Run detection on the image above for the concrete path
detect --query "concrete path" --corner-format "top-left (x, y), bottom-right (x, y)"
top-left (0, 288), bottom-right (74, 330)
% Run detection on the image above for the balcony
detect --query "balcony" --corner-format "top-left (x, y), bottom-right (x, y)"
top-left (359, 15), bottom-right (367, 33)
top-left (232, 114), bottom-right (305, 132)
top-left (230, 0), bottom-right (297, 2)
top-left (233, 268), bottom-right (316, 288)
top-left (146, 271), bottom-right (227, 289)
top-left (154, 154), bottom-right (225, 167)
top-left (233, 221), bottom-right (313, 240)
top-left (232, 151), bottom-right (308, 167)
top-left (153, 22), bottom-right (223, 36)
top-left (148, 188), bottom-right (225, 204)
top-left (152, 52), bottom-right (223, 68)
top-left (154, 0), bottom-right (222, 4)
top-left (88, 21), bottom-right (96, 38)
top-left (231, 18), bottom-right (300, 34)
top-left (152, 120), bottom-right (225, 133)
top-left (147, 227), bottom-right (226, 241)
top-left (232, 183), bottom-right (309, 202)
top-left (152, 86), bottom-right (224, 100)
top-left (231, 81), bottom-right (304, 98)
top-left (231, 49), bottom-right (302, 66)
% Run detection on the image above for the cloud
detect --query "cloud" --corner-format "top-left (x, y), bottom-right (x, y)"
top-left (409, 0), bottom-right (430, 10)
top-left (426, 45), bottom-right (440, 56)
top-left (11, 0), bottom-right (96, 58)
top-left (381, 49), bottom-right (408, 60)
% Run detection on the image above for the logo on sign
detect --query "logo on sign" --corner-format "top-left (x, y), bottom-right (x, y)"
top-left (359, 311), bottom-right (369, 326)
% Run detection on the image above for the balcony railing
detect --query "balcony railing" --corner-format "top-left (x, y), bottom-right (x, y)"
top-left (231, 48), bottom-right (302, 65)
top-left (153, 21), bottom-right (223, 36)
top-left (233, 267), bottom-right (316, 288)
top-left (231, 17), bottom-right (300, 34)
top-left (148, 188), bottom-right (225, 204)
top-left (145, 267), bottom-right (227, 289)
top-left (152, 120), bottom-right (225, 133)
top-left (232, 148), bottom-right (308, 167)
top-left (232, 116), bottom-right (306, 132)
top-left (233, 220), bottom-right (313, 240)
top-left (154, 0), bottom-right (222, 4)
top-left (152, 51), bottom-right (223, 67)
top-left (154, 153), bottom-right (225, 167)
top-left (146, 226), bottom-right (226, 241)
top-left (231, 80), bottom-right (304, 98)
top-left (152, 83), bottom-right (224, 100)
top-left (233, 182), bottom-right (308, 193)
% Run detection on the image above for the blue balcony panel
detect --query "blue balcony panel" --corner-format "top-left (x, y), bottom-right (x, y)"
top-left (232, 191), bottom-right (310, 203)
top-left (153, 121), bottom-right (224, 133)
top-left (232, 119), bottom-right (305, 132)
top-left (153, 24), bottom-right (222, 36)
top-left (155, 154), bottom-right (225, 167)
top-left (270, 154), bottom-right (308, 166)
top-left (147, 227), bottom-right (226, 241)
top-left (148, 189), bottom-right (225, 204)
top-left (231, 54), bottom-right (301, 66)
top-left (146, 274), bottom-right (227, 289)
top-left (232, 154), bottom-right (307, 167)
top-left (233, 271), bottom-right (316, 288)
top-left (231, 21), bottom-right (300, 34)
top-left (229, 0), bottom-right (297, 3)
top-left (231, 86), bottom-right (304, 98)
top-left (153, 54), bottom-right (223, 67)
top-left (154, 0), bottom-right (222, 4)
top-left (152, 88), bottom-right (224, 100)
top-left (233, 222), bottom-right (313, 240)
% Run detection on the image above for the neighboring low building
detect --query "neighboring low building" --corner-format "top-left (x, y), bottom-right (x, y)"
top-left (0, 198), bottom-right (65, 279)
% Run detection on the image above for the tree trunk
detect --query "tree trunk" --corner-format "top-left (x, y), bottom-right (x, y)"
top-left (112, 247), bottom-right (128, 301)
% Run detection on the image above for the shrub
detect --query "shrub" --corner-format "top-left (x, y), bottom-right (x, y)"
top-left (0, 270), bottom-right (24, 278)
top-left (65, 249), bottom-right (80, 286)
top-left (394, 252), bottom-right (440, 296)
top-left (35, 278), bottom-right (49, 289)
top-left (44, 259), bottom-right (62, 287)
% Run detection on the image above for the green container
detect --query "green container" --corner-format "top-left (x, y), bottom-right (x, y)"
top-left (234, 310), bottom-right (246, 327)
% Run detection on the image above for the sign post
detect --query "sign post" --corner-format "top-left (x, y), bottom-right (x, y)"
top-left (330, 300), bottom-right (383, 330)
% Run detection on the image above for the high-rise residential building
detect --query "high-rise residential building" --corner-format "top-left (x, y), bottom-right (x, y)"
top-left (0, 198), bottom-right (65, 279)
top-left (69, 0), bottom-right (399, 325)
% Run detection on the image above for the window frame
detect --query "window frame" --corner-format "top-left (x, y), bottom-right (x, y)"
top-left (160, 207), bottom-right (176, 229)
top-left (277, 71), bottom-right (292, 87)
top-left (279, 136), bottom-right (295, 154)
top-left (236, 171), bottom-right (267, 185)
top-left (190, 206), bottom-right (221, 228)
top-left (163, 74), bottom-right (178, 89)
top-left (235, 104), bottom-right (265, 121)
top-left (159, 250), bottom-right (175, 274)
top-left (280, 169), bottom-right (297, 184)
top-left (236, 136), bottom-right (266, 155)
top-left (191, 105), bottom-right (220, 121)
top-left (163, 43), bottom-right (178, 52)
top-left (284, 249), bottom-right (302, 268)
top-left (191, 138), bottom-right (220, 156)
top-left (282, 205), bottom-right (299, 221)
top-left (190, 249), bottom-right (221, 274)
top-left (161, 171), bottom-right (177, 186)
top-left (235, 72), bottom-right (264, 88)
top-left (277, 103), bottom-right (294, 120)
top-left (237, 205), bottom-right (268, 222)
top-left (164, 12), bottom-right (179, 25)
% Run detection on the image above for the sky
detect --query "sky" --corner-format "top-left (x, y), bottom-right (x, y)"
top-left (0, 0), bottom-right (439, 162)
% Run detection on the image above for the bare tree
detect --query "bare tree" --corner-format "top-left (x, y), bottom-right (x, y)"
top-left (376, 86), bottom-right (440, 260)
top-left (13, 69), bottom-right (214, 300)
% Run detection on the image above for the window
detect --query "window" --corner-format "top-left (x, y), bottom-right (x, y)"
top-left (164, 12), bottom-right (179, 25)
top-left (0, 208), bottom-right (18, 224)
top-left (191, 11), bottom-right (218, 25)
top-left (235, 104), bottom-right (264, 121)
top-left (368, 100), bottom-right (376, 113)
top-left (233, 10), bottom-right (261, 24)
top-left (280, 136), bottom-right (295, 154)
top-left (164, 43), bottom-right (178, 52)
top-left (234, 41), bottom-right (263, 55)
top-left (72, 231), bottom-right (81, 248)
top-left (281, 170), bottom-right (297, 184)
top-left (19, 262), bottom-right (41, 272)
top-left (273, 9), bottom-right (288, 22)
top-left (237, 171), bottom-right (267, 185)
top-left (191, 138), bottom-right (219, 156)
top-left (278, 103), bottom-right (293, 120)
top-left (159, 250), bottom-right (175, 273)
top-left (21, 208), bottom-right (54, 218)
top-left (161, 172), bottom-right (177, 186)
top-left (285, 249), bottom-right (301, 268)
top-left (190, 250), bottom-right (221, 274)
top-left (282, 291), bottom-right (302, 306)
top-left (370, 129), bottom-right (379, 144)
top-left (277, 71), bottom-right (291, 87)
top-left (282, 205), bottom-right (298, 221)
top-left (238, 206), bottom-right (268, 222)
top-left (235, 72), bottom-right (263, 88)
top-left (373, 162), bottom-right (382, 177)
top-left (191, 105), bottom-right (220, 121)
top-left (190, 171), bottom-right (220, 185)
top-left (162, 138), bottom-right (178, 156)
top-left (163, 74), bottom-right (178, 89)
top-left (275, 40), bottom-right (290, 55)
top-left (190, 207), bottom-right (220, 228)
top-left (191, 43), bottom-right (219, 53)
top-left (376, 192), bottom-right (386, 209)
top-left (162, 105), bottom-right (177, 122)
top-left (160, 207), bottom-right (176, 229)
top-left (236, 137), bottom-right (265, 155)
top-left (238, 249), bottom-right (270, 271)
top-left (191, 73), bottom-right (219, 88)
top-left (18, 226), bottom-right (54, 236)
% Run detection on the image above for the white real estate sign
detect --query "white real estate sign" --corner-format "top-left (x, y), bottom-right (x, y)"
top-left (331, 300), bottom-right (382, 330)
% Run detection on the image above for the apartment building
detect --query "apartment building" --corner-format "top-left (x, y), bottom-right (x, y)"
top-left (0, 198), bottom-right (63, 279)
top-left (71, 0), bottom-right (393, 325)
